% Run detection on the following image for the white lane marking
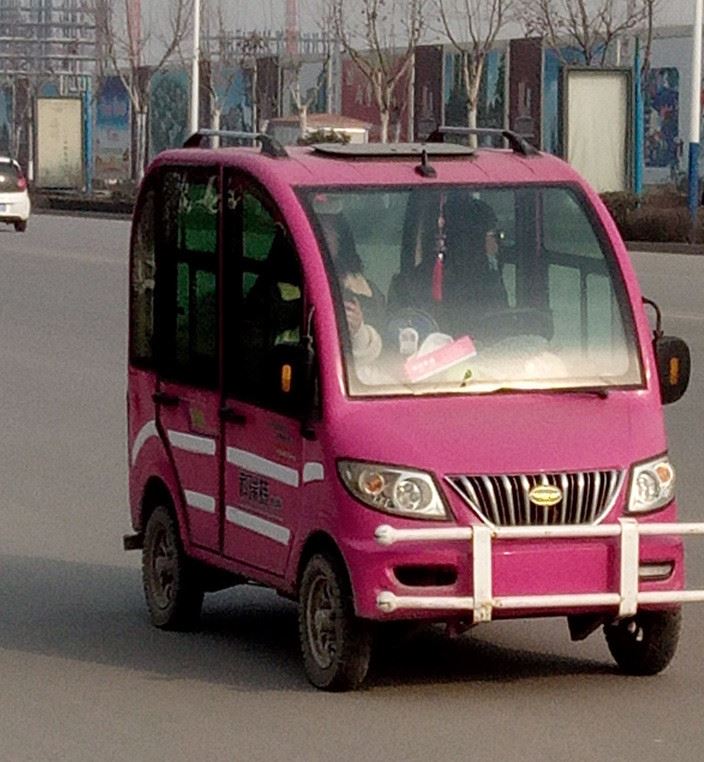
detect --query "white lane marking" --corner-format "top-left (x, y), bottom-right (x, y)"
top-left (226, 447), bottom-right (300, 487)
top-left (184, 490), bottom-right (216, 514)
top-left (168, 430), bottom-right (216, 456)
top-left (226, 506), bottom-right (291, 545)
top-left (302, 462), bottom-right (325, 484)
top-left (131, 419), bottom-right (158, 466)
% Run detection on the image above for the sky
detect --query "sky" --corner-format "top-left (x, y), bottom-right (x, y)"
top-left (137, 0), bottom-right (701, 56)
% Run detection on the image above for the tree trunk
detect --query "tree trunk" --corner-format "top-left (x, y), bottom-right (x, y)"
top-left (299, 103), bottom-right (308, 141)
top-left (464, 57), bottom-right (484, 149)
top-left (211, 105), bottom-right (222, 147)
top-left (251, 65), bottom-right (259, 132)
top-left (379, 110), bottom-right (389, 144)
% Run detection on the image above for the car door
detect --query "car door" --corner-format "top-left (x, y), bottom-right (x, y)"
top-left (219, 175), bottom-right (303, 577)
top-left (154, 167), bottom-right (222, 552)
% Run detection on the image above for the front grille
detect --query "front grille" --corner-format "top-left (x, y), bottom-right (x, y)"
top-left (446, 470), bottom-right (624, 526)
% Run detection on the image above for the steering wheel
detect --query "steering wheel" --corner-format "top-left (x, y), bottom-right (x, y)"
top-left (385, 308), bottom-right (440, 351)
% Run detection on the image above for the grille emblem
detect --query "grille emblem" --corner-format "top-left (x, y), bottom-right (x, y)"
top-left (528, 484), bottom-right (562, 507)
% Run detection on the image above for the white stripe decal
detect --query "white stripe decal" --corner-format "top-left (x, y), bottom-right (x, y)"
top-left (131, 419), bottom-right (158, 466)
top-left (184, 490), bottom-right (216, 514)
top-left (302, 462), bottom-right (325, 484)
top-left (168, 430), bottom-right (216, 456)
top-left (226, 506), bottom-right (291, 545)
top-left (226, 447), bottom-right (300, 487)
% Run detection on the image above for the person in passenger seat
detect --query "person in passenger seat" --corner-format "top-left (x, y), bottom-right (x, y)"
top-left (319, 213), bottom-right (385, 366)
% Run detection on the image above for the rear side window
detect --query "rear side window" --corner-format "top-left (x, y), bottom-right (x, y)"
top-left (156, 169), bottom-right (220, 387)
top-left (0, 162), bottom-right (21, 192)
top-left (130, 187), bottom-right (156, 365)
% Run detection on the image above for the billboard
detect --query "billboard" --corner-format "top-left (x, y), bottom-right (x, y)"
top-left (149, 68), bottom-right (189, 159)
top-left (644, 68), bottom-right (679, 170)
top-left (443, 48), bottom-right (506, 134)
top-left (414, 46), bottom-right (443, 141)
top-left (94, 76), bottom-right (131, 183)
top-left (256, 56), bottom-right (280, 127)
top-left (214, 67), bottom-right (254, 133)
top-left (564, 68), bottom-right (630, 192)
top-left (0, 84), bottom-right (11, 155)
top-left (509, 38), bottom-right (542, 145)
top-left (36, 97), bottom-right (83, 189)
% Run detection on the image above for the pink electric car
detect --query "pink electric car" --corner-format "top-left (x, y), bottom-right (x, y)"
top-left (125, 128), bottom-right (701, 690)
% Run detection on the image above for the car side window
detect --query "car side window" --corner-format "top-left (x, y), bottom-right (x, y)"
top-left (130, 185), bottom-right (156, 366)
top-left (224, 185), bottom-right (303, 409)
top-left (156, 169), bottom-right (219, 387)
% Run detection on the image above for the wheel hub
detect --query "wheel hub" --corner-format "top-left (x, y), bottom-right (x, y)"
top-left (307, 574), bottom-right (338, 669)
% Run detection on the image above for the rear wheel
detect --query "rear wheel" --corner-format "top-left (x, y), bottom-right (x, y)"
top-left (604, 609), bottom-right (681, 675)
top-left (298, 553), bottom-right (373, 691)
top-left (142, 505), bottom-right (203, 630)
top-left (14, 221), bottom-right (26, 232)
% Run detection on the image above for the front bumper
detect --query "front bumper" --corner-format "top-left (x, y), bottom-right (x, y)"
top-left (370, 519), bottom-right (704, 622)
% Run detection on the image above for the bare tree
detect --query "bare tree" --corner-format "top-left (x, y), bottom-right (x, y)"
top-left (235, 30), bottom-right (273, 132)
top-left (331, 0), bottom-right (426, 143)
top-left (434, 0), bottom-right (512, 140)
top-left (91, 0), bottom-right (192, 179)
top-left (280, 0), bottom-right (338, 139)
top-left (519, 0), bottom-right (658, 68)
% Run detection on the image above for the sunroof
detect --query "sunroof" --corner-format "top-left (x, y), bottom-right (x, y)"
top-left (311, 142), bottom-right (475, 158)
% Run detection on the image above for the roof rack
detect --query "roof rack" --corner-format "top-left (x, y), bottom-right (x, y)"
top-left (182, 129), bottom-right (289, 158)
top-left (311, 142), bottom-right (474, 158)
top-left (426, 127), bottom-right (538, 157)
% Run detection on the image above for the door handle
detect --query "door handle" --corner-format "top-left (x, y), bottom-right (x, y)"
top-left (219, 405), bottom-right (246, 425)
top-left (152, 391), bottom-right (180, 407)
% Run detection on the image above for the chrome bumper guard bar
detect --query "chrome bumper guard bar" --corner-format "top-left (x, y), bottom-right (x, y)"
top-left (374, 519), bottom-right (704, 623)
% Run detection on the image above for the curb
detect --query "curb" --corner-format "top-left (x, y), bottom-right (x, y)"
top-left (625, 241), bottom-right (704, 255)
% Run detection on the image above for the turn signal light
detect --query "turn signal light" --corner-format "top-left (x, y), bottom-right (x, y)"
top-left (16, 177), bottom-right (27, 190)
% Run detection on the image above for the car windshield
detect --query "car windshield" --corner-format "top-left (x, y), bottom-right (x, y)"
top-left (0, 161), bottom-right (20, 192)
top-left (302, 185), bottom-right (642, 397)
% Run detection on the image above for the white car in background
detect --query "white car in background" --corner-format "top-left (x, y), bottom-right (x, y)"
top-left (0, 157), bottom-right (30, 232)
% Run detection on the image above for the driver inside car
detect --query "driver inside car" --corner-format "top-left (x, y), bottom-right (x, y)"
top-left (432, 195), bottom-right (509, 339)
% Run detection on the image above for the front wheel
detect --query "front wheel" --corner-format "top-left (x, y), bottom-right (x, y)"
top-left (142, 505), bottom-right (203, 630)
top-left (604, 609), bottom-right (681, 675)
top-left (14, 220), bottom-right (26, 232)
top-left (298, 553), bottom-right (373, 691)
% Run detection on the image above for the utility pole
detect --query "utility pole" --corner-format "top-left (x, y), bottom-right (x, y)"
top-left (190, 0), bottom-right (201, 133)
top-left (688, 0), bottom-right (703, 222)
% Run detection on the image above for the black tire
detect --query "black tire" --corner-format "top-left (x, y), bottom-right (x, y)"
top-left (298, 553), bottom-right (373, 691)
top-left (142, 505), bottom-right (203, 630)
top-left (14, 221), bottom-right (26, 232)
top-left (604, 609), bottom-right (681, 676)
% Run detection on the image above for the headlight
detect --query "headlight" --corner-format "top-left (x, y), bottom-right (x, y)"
top-left (337, 460), bottom-right (448, 519)
top-left (627, 455), bottom-right (675, 514)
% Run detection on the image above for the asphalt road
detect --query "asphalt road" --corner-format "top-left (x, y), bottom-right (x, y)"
top-left (0, 216), bottom-right (703, 761)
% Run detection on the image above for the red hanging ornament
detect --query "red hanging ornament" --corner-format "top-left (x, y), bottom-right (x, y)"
top-left (432, 193), bottom-right (447, 302)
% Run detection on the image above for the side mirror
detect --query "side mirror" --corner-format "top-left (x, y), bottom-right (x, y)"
top-left (643, 297), bottom-right (691, 405)
top-left (654, 335), bottom-right (691, 405)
